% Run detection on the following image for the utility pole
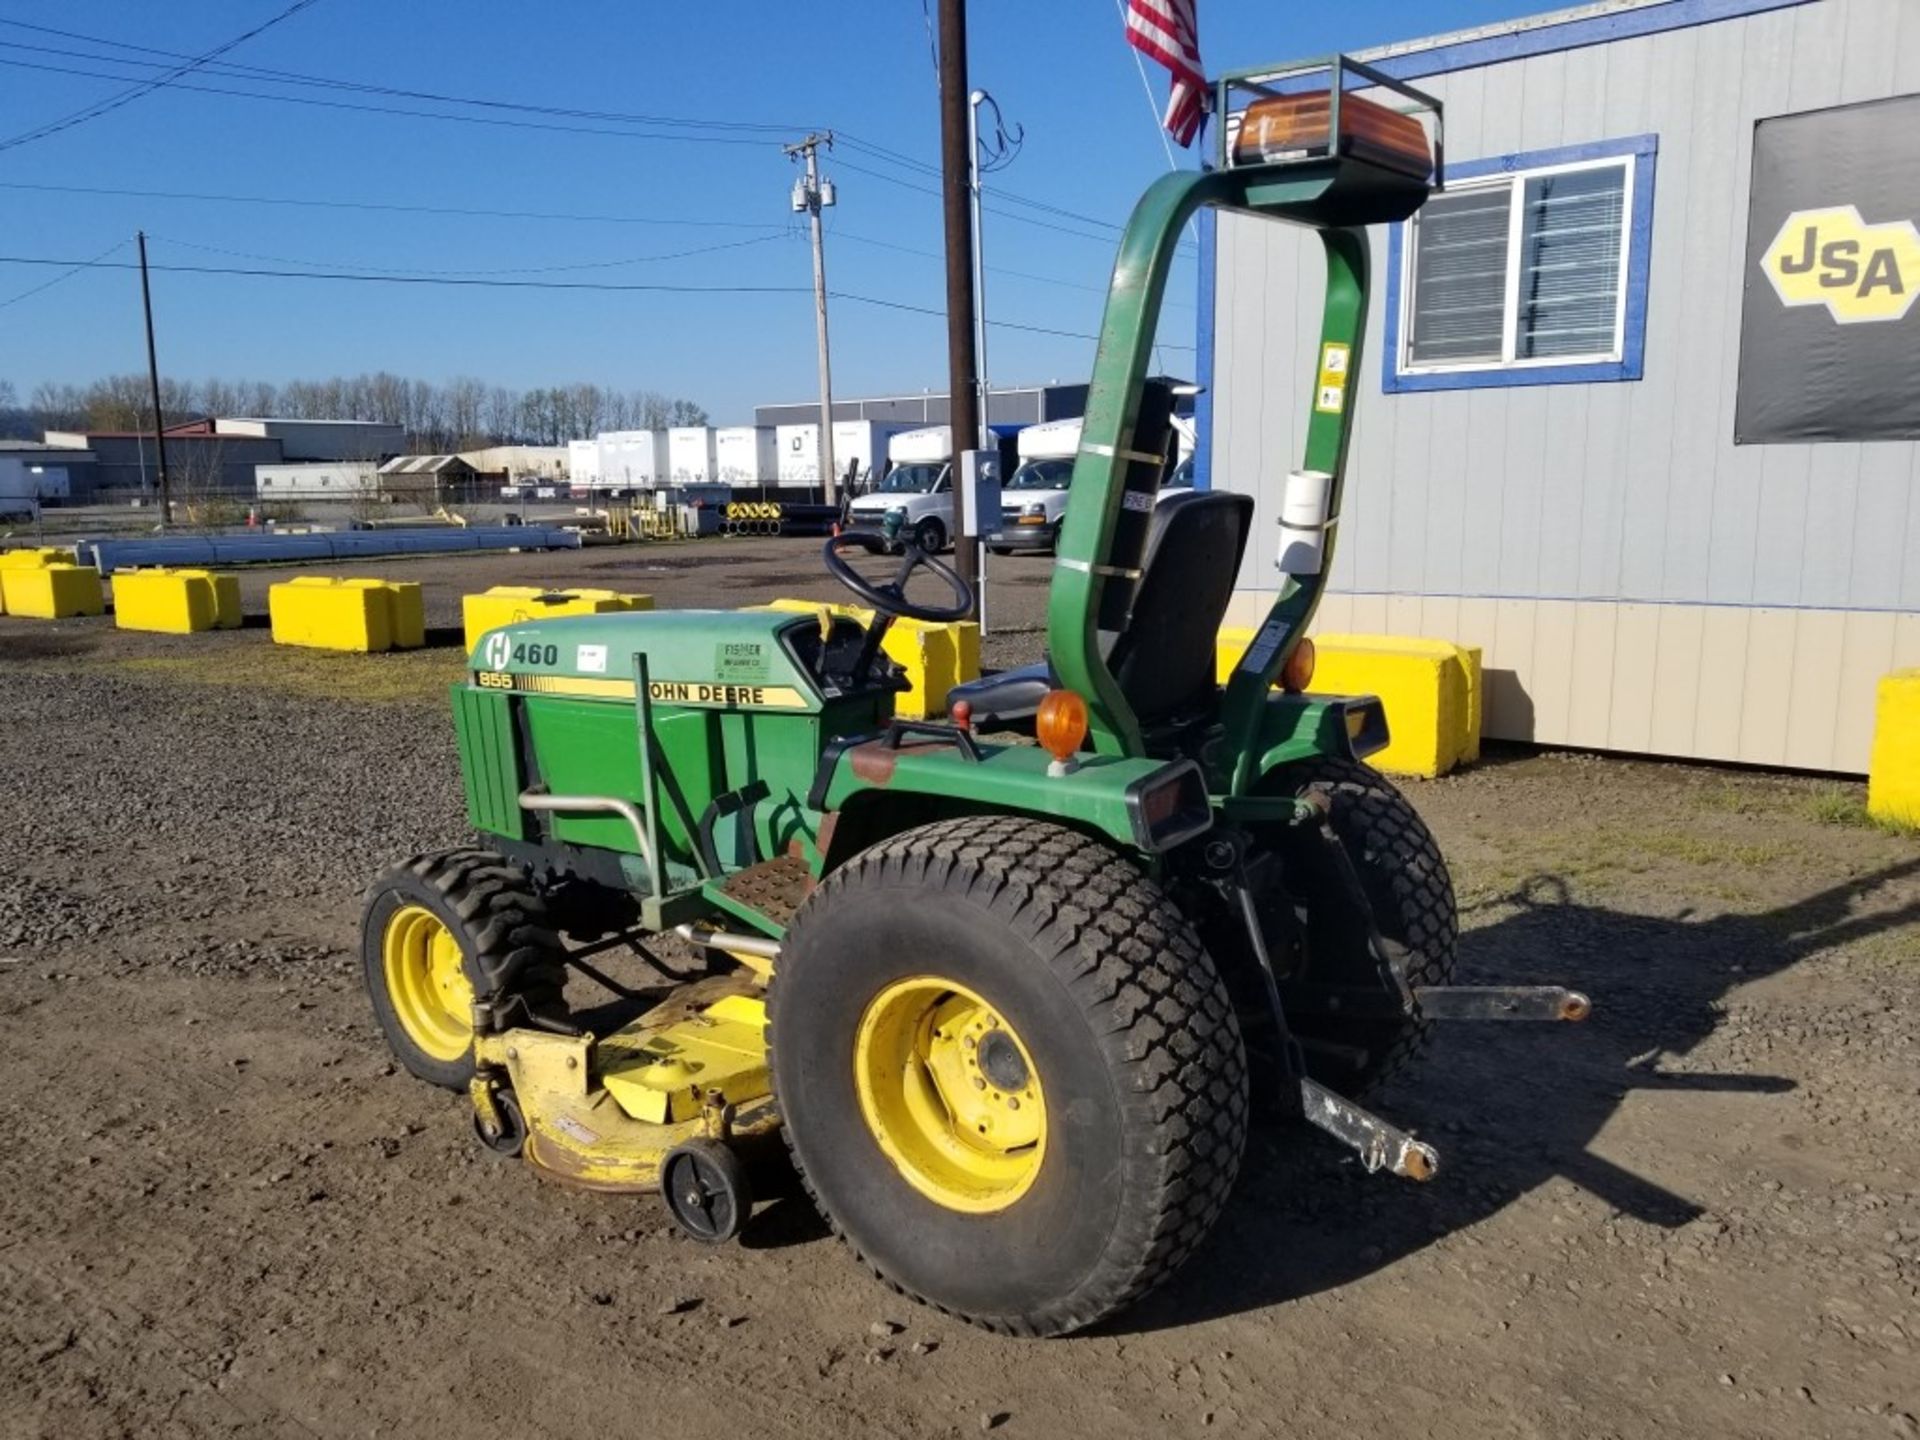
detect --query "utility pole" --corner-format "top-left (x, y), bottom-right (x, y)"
top-left (938, 0), bottom-right (980, 599)
top-left (137, 230), bottom-right (171, 530)
top-left (786, 133), bottom-right (839, 505)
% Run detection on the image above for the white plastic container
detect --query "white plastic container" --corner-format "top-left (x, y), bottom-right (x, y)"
top-left (714, 426), bottom-right (779, 487)
top-left (775, 424), bottom-right (819, 485)
top-left (1276, 468), bottom-right (1334, 574)
top-left (597, 430), bottom-right (667, 489)
top-left (667, 426), bottom-right (718, 485)
top-left (831, 421), bottom-right (909, 488)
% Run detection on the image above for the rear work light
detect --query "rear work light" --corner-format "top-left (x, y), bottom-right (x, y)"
top-left (1125, 761), bottom-right (1213, 853)
top-left (1231, 89), bottom-right (1433, 178)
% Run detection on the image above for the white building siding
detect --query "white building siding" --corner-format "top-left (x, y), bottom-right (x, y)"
top-left (1210, 0), bottom-right (1920, 771)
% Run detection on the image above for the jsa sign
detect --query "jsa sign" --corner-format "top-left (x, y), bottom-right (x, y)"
top-left (1736, 95), bottom-right (1920, 443)
top-left (1762, 205), bottom-right (1920, 323)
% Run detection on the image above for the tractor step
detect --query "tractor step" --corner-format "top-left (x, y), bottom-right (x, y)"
top-left (708, 853), bottom-right (813, 931)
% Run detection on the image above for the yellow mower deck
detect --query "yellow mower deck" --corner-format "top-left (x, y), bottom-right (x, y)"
top-left (472, 984), bottom-right (778, 1193)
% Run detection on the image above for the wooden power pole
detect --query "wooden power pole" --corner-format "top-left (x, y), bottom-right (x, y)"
top-left (937, 0), bottom-right (980, 598)
top-left (137, 230), bottom-right (171, 530)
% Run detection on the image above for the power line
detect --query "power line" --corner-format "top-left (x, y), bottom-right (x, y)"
top-left (0, 175), bottom-right (1189, 302)
top-left (0, 17), bottom-right (812, 135)
top-left (831, 226), bottom-right (1193, 308)
top-left (0, 0), bottom-right (324, 154)
top-left (0, 237), bottom-right (129, 311)
top-left (0, 55), bottom-right (780, 148)
top-left (0, 178), bottom-right (786, 231)
top-left (0, 254), bottom-right (811, 295)
top-left (0, 20), bottom-right (1166, 242)
top-left (831, 158), bottom-right (1122, 247)
top-left (0, 252), bottom-right (1194, 348)
top-left (150, 231), bottom-right (792, 277)
top-left (833, 156), bottom-right (1198, 260)
top-left (0, 20), bottom-right (1183, 262)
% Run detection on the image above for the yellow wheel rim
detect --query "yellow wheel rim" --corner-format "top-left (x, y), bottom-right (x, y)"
top-left (853, 976), bottom-right (1046, 1214)
top-left (381, 904), bottom-right (474, 1063)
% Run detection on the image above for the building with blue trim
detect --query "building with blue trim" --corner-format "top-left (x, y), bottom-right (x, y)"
top-left (1203, 0), bottom-right (1920, 772)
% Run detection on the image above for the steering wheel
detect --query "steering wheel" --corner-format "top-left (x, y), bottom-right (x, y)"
top-left (822, 530), bottom-right (974, 623)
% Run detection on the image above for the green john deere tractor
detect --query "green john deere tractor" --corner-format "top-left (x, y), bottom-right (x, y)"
top-left (362, 58), bottom-right (1587, 1337)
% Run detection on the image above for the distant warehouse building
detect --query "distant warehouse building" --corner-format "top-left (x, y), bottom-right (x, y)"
top-left (255, 460), bottom-right (380, 500)
top-left (0, 441), bottom-right (96, 515)
top-left (1202, 0), bottom-right (1920, 773)
top-left (754, 381), bottom-right (1090, 430)
top-left (214, 417), bottom-right (403, 460)
top-left (43, 422), bottom-right (282, 500)
top-left (377, 454), bottom-right (491, 503)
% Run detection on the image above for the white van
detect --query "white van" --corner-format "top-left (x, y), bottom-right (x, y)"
top-left (847, 424), bottom-right (954, 553)
top-left (988, 416), bottom-right (1199, 555)
top-left (989, 418), bottom-right (1080, 555)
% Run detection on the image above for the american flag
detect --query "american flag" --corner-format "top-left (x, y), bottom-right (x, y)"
top-left (1124, 0), bottom-right (1206, 147)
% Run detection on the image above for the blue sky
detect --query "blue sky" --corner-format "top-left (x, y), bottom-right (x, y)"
top-left (0, 0), bottom-right (1547, 423)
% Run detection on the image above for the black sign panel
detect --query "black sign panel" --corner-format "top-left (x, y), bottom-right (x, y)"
top-left (1735, 94), bottom-right (1920, 443)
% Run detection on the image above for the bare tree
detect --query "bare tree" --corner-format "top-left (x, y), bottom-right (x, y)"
top-left (15, 370), bottom-right (708, 450)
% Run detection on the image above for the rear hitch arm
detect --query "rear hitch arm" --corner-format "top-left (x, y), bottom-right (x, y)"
top-left (1220, 844), bottom-right (1440, 1183)
top-left (1280, 982), bottom-right (1594, 1023)
top-left (1299, 1077), bottom-right (1438, 1182)
top-left (1413, 985), bottom-right (1591, 1022)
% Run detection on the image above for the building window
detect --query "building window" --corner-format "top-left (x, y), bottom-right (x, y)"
top-left (1385, 134), bottom-right (1657, 392)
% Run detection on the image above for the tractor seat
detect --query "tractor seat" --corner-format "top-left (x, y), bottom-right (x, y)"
top-left (946, 488), bottom-right (1255, 728)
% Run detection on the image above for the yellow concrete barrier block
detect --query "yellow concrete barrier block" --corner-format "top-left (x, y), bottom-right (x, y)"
top-left (112, 568), bottom-right (242, 634)
top-left (1867, 669), bottom-right (1920, 829)
top-left (462, 585), bottom-right (653, 655)
top-left (759, 597), bottom-right (980, 719)
top-left (0, 547), bottom-right (71, 569)
top-left (1, 562), bottom-right (104, 619)
top-left (0, 547), bottom-right (76, 615)
top-left (270, 576), bottom-right (426, 652)
top-left (1216, 627), bottom-right (1483, 778)
top-left (348, 578), bottom-right (424, 649)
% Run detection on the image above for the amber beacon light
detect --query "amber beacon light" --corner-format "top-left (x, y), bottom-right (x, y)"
top-left (1231, 89), bottom-right (1433, 178)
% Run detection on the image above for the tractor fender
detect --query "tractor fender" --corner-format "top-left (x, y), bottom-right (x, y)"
top-left (811, 734), bottom-right (1204, 874)
top-left (1242, 691), bottom-right (1391, 786)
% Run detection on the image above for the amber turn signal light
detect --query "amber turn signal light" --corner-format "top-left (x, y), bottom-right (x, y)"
top-left (1036, 689), bottom-right (1090, 765)
top-left (1280, 637), bottom-right (1316, 694)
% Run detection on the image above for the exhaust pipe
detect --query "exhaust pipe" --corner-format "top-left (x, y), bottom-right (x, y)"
top-left (674, 922), bottom-right (781, 962)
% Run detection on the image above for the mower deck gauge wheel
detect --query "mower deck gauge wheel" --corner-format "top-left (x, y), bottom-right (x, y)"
top-left (473, 1089), bottom-right (526, 1159)
top-left (660, 1139), bottom-right (753, 1244)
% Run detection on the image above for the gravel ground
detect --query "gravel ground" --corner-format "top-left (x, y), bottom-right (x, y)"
top-left (1, 538), bottom-right (1916, 1440)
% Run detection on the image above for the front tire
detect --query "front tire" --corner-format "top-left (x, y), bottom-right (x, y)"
top-left (912, 516), bottom-right (946, 555)
top-left (360, 849), bottom-right (566, 1089)
top-left (769, 817), bottom-right (1247, 1336)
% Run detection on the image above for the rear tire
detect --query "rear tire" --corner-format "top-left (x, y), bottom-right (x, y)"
top-left (361, 849), bottom-right (566, 1090)
top-left (769, 816), bottom-right (1247, 1336)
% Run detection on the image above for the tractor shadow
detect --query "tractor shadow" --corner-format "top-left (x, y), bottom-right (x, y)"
top-left (1114, 855), bottom-right (1920, 1335)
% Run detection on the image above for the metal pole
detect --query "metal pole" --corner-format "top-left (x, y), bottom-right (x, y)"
top-left (137, 230), bottom-right (171, 530)
top-left (967, 90), bottom-right (993, 637)
top-left (937, 0), bottom-right (980, 603)
top-left (786, 133), bottom-right (839, 506)
top-left (969, 91), bottom-right (991, 446)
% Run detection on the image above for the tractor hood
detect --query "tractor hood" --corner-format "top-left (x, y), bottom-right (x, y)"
top-left (468, 608), bottom-right (828, 713)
